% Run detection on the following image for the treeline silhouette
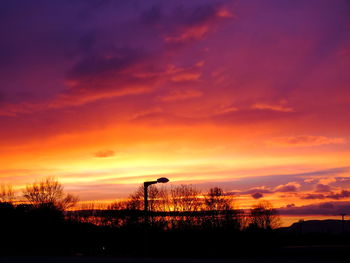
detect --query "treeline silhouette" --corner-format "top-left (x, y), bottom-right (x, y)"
top-left (70, 184), bottom-right (280, 231)
top-left (0, 178), bottom-right (349, 259)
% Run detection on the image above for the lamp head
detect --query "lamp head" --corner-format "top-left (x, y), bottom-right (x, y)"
top-left (157, 177), bottom-right (169, 183)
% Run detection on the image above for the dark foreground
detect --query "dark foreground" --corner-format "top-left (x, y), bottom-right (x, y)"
top-left (0, 255), bottom-right (347, 263)
top-left (1, 245), bottom-right (349, 263)
top-left (1, 203), bottom-right (349, 262)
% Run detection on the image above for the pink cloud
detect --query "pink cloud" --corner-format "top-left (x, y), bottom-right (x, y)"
top-left (159, 89), bottom-right (203, 102)
top-left (164, 6), bottom-right (232, 44)
top-left (131, 107), bottom-right (163, 120)
top-left (165, 25), bottom-right (210, 43)
top-left (252, 102), bottom-right (294, 112)
top-left (268, 135), bottom-right (346, 147)
top-left (170, 72), bottom-right (201, 82)
top-left (214, 106), bottom-right (239, 115)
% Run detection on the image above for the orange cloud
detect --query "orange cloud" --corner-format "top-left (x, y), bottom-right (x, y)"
top-left (319, 177), bottom-right (337, 185)
top-left (94, 150), bottom-right (115, 158)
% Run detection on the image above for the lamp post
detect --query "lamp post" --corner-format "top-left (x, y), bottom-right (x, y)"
top-left (340, 213), bottom-right (346, 234)
top-left (142, 177), bottom-right (169, 256)
top-left (143, 177), bottom-right (169, 222)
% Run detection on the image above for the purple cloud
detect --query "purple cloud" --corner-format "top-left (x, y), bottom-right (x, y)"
top-left (279, 201), bottom-right (350, 216)
top-left (327, 190), bottom-right (350, 200)
top-left (241, 188), bottom-right (273, 195)
top-left (300, 189), bottom-right (350, 200)
top-left (251, 192), bottom-right (263, 199)
top-left (301, 193), bottom-right (326, 200)
top-left (274, 182), bottom-right (300, 192)
top-left (315, 183), bottom-right (332, 192)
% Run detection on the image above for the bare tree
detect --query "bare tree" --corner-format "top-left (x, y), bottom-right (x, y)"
top-left (108, 200), bottom-right (128, 210)
top-left (126, 184), bottom-right (162, 211)
top-left (202, 187), bottom-right (241, 229)
top-left (0, 184), bottom-right (15, 203)
top-left (22, 177), bottom-right (78, 210)
top-left (155, 185), bottom-right (170, 212)
top-left (204, 187), bottom-right (232, 211)
top-left (170, 184), bottom-right (201, 212)
top-left (249, 201), bottom-right (280, 230)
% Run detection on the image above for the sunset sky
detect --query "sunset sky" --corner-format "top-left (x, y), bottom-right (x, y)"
top-left (1, 0), bottom-right (350, 214)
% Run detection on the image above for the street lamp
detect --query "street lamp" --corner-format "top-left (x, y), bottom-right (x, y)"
top-left (144, 177), bottom-right (169, 215)
top-left (340, 213), bottom-right (346, 234)
top-left (142, 177), bottom-right (169, 256)
top-left (144, 177), bottom-right (169, 213)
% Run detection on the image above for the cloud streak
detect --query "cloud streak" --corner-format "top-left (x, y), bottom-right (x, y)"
top-left (94, 150), bottom-right (115, 158)
top-left (163, 4), bottom-right (232, 44)
top-left (279, 201), bottom-right (350, 215)
top-left (268, 135), bottom-right (346, 147)
top-left (301, 190), bottom-right (350, 200)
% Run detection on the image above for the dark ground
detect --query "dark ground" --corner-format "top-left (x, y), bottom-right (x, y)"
top-left (1, 245), bottom-right (349, 263)
top-left (0, 256), bottom-right (347, 263)
top-left (1, 204), bottom-right (349, 262)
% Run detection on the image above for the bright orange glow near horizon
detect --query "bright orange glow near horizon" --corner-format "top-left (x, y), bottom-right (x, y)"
top-left (1, 0), bottom-right (350, 218)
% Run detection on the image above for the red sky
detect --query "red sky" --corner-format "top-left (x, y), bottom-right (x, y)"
top-left (1, 0), bottom-right (350, 213)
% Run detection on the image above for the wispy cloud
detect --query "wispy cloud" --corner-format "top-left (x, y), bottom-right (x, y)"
top-left (164, 5), bottom-right (232, 44)
top-left (300, 190), bottom-right (350, 200)
top-left (94, 150), bottom-right (115, 158)
top-left (252, 102), bottom-right (294, 112)
top-left (131, 107), bottom-right (163, 120)
top-left (268, 135), bottom-right (346, 147)
top-left (159, 89), bottom-right (202, 102)
top-left (279, 201), bottom-right (350, 215)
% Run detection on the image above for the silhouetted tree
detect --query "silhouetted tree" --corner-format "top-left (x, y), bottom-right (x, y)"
top-left (202, 187), bottom-right (241, 229)
top-left (204, 187), bottom-right (232, 211)
top-left (170, 184), bottom-right (201, 212)
top-left (167, 185), bottom-right (201, 228)
top-left (0, 184), bottom-right (15, 203)
top-left (22, 177), bottom-right (78, 210)
top-left (249, 201), bottom-right (280, 230)
top-left (108, 200), bottom-right (128, 210)
top-left (126, 184), bottom-right (162, 211)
